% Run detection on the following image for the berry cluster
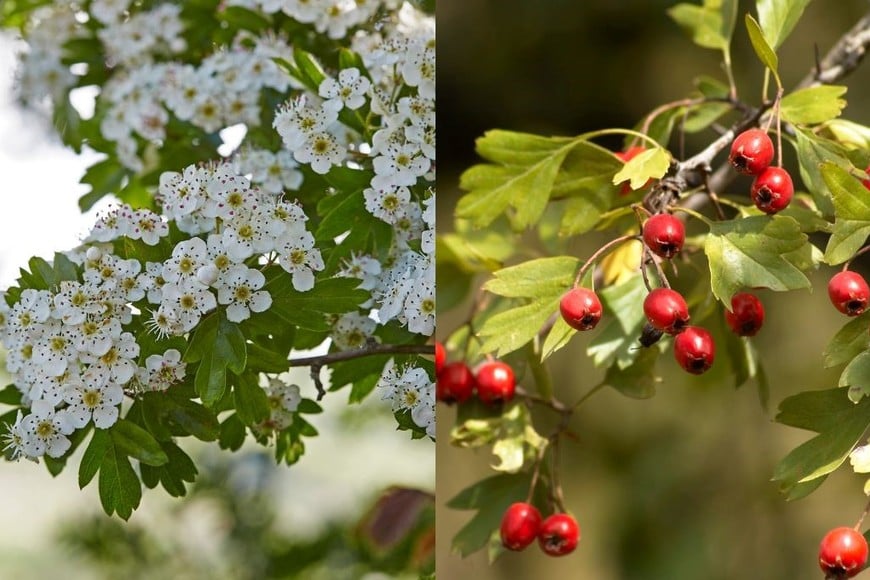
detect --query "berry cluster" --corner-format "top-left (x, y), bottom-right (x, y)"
top-left (435, 345), bottom-right (516, 406)
top-left (500, 502), bottom-right (580, 557)
top-left (558, 208), bottom-right (768, 376)
top-left (729, 129), bottom-right (794, 214)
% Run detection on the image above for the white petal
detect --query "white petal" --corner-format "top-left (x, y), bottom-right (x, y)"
top-left (93, 405), bottom-right (119, 429)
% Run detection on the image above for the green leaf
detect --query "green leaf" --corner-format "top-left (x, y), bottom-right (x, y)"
top-left (822, 162), bottom-right (870, 265)
top-left (588, 275), bottom-right (648, 369)
top-left (824, 311), bottom-right (870, 368)
top-left (668, 2), bottom-right (728, 50)
top-left (457, 131), bottom-right (579, 229)
top-left (218, 413), bottom-right (246, 451)
top-left (477, 257), bottom-right (579, 357)
top-left (218, 6), bottom-right (271, 32)
top-left (79, 429), bottom-right (110, 489)
top-left (293, 47), bottom-right (328, 90)
top-left (773, 390), bottom-right (870, 490)
top-left (163, 397), bottom-right (220, 441)
top-left (757, 0), bottom-right (812, 49)
top-left (98, 441), bottom-right (142, 520)
top-left (0, 385), bottom-right (22, 406)
top-left (601, 347), bottom-right (660, 399)
top-left (540, 317), bottom-right (575, 361)
top-left (478, 299), bottom-right (559, 358)
top-left (840, 351), bottom-right (870, 403)
top-left (234, 374), bottom-right (270, 426)
top-left (794, 129), bottom-right (851, 218)
top-left (79, 159), bottom-right (128, 212)
top-left (612, 147), bottom-right (669, 190)
top-left (109, 419), bottom-right (168, 467)
top-left (704, 215), bottom-right (812, 304)
top-left (186, 313), bottom-right (247, 406)
top-left (154, 441), bottom-right (198, 497)
top-left (780, 86), bottom-right (847, 126)
top-left (484, 257), bottom-right (579, 300)
top-left (446, 473), bottom-right (532, 557)
top-left (823, 119), bottom-right (870, 151)
top-left (744, 13), bottom-right (780, 84)
top-left (268, 276), bottom-right (369, 331)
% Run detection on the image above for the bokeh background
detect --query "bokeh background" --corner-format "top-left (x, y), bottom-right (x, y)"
top-left (437, 1), bottom-right (870, 579)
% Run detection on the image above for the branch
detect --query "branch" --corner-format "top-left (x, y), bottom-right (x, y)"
top-left (798, 12), bottom-right (870, 89)
top-left (648, 10), bottom-right (870, 214)
top-left (288, 343), bottom-right (434, 400)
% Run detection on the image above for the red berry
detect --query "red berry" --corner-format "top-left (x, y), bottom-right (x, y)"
top-left (819, 527), bottom-right (868, 578)
top-left (643, 288), bottom-right (690, 335)
top-left (829, 271), bottom-right (870, 316)
top-left (750, 166), bottom-right (793, 214)
top-left (435, 342), bottom-right (446, 376)
top-left (642, 213), bottom-right (685, 259)
top-left (475, 360), bottom-right (515, 405)
top-left (615, 146), bottom-right (650, 194)
top-left (673, 326), bottom-right (715, 374)
top-left (436, 362), bottom-right (475, 404)
top-left (724, 293), bottom-right (765, 337)
top-left (729, 128), bottom-right (774, 175)
top-left (500, 502), bottom-right (542, 551)
top-left (862, 163), bottom-right (870, 190)
top-left (538, 513), bottom-right (580, 557)
top-left (559, 288), bottom-right (603, 331)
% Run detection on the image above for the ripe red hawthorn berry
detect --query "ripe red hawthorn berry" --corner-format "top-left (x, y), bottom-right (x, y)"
top-left (436, 361), bottom-right (475, 404)
top-left (724, 292), bottom-right (765, 337)
top-left (673, 326), bottom-right (715, 375)
top-left (435, 341), bottom-right (446, 375)
top-left (750, 166), bottom-right (794, 214)
top-left (829, 270), bottom-right (870, 316)
top-left (643, 288), bottom-right (690, 335)
top-left (559, 287), bottom-right (603, 331)
top-left (615, 145), bottom-right (651, 194)
top-left (642, 213), bottom-right (685, 259)
top-left (729, 128), bottom-right (774, 175)
top-left (538, 513), bottom-right (580, 557)
top-left (818, 526), bottom-right (868, 578)
top-left (862, 163), bottom-right (870, 190)
top-left (475, 360), bottom-right (516, 405)
top-left (500, 502), bottom-right (542, 551)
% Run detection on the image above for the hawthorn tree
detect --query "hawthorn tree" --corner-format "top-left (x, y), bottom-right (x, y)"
top-left (438, 1), bottom-right (870, 577)
top-left (0, 2), bottom-right (434, 571)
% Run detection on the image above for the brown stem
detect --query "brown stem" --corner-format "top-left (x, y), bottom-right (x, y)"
top-left (855, 494), bottom-right (870, 531)
top-left (288, 343), bottom-right (433, 400)
top-left (573, 234), bottom-right (640, 287)
top-left (796, 12), bottom-right (870, 89)
top-left (525, 441), bottom-right (549, 504)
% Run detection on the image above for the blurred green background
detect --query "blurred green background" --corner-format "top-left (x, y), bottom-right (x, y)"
top-left (436, 1), bottom-right (870, 579)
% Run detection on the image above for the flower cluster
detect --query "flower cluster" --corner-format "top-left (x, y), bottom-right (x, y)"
top-left (5, 0), bottom-right (436, 461)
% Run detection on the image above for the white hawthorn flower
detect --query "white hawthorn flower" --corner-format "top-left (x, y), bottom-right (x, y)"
top-left (319, 68), bottom-right (371, 112)
top-left (216, 265), bottom-right (272, 323)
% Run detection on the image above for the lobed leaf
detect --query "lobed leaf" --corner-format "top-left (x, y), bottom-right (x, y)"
top-left (98, 440), bottom-right (142, 520)
top-left (704, 215), bottom-right (812, 304)
top-left (446, 473), bottom-right (533, 558)
top-left (821, 162), bottom-right (870, 265)
top-left (457, 131), bottom-right (578, 229)
top-left (824, 311), bottom-right (870, 368)
top-left (612, 147), bottom-right (670, 190)
top-left (794, 129), bottom-right (851, 217)
top-left (780, 86), bottom-right (847, 126)
top-left (773, 390), bottom-right (870, 491)
top-left (109, 419), bottom-right (169, 467)
top-left (668, 2), bottom-right (729, 51)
